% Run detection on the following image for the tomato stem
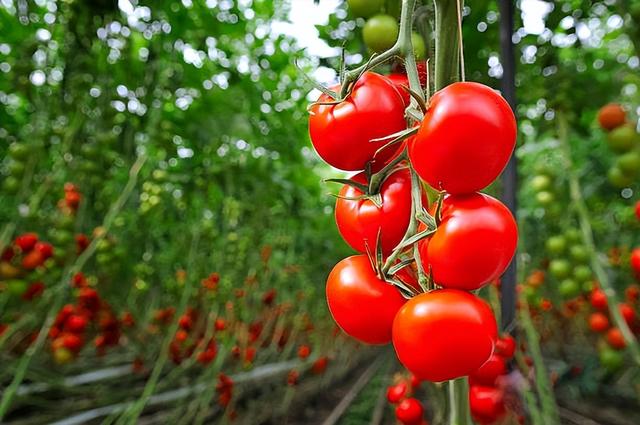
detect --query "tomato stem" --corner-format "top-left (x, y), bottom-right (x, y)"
top-left (448, 377), bottom-right (472, 425)
top-left (433, 0), bottom-right (461, 91)
top-left (556, 111), bottom-right (640, 368)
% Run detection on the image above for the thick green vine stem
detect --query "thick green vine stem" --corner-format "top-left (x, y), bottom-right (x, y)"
top-left (556, 112), bottom-right (640, 367)
top-left (448, 378), bottom-right (472, 425)
top-left (433, 0), bottom-right (461, 91)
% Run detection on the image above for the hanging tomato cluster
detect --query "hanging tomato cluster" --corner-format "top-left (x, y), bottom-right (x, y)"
top-left (309, 59), bottom-right (517, 386)
top-left (385, 373), bottom-right (427, 425)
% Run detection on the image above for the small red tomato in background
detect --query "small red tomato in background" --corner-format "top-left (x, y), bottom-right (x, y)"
top-left (395, 397), bottom-right (424, 425)
top-left (326, 255), bottom-right (406, 344)
top-left (588, 312), bottom-right (610, 333)
top-left (386, 381), bottom-right (408, 404)
top-left (22, 250), bottom-right (45, 270)
top-left (626, 285), bottom-right (640, 303)
top-left (409, 82), bottom-right (516, 194)
top-left (35, 242), bottom-right (54, 260)
top-left (420, 193), bottom-right (517, 291)
top-left (392, 289), bottom-right (497, 382)
top-left (297, 345), bottom-right (311, 359)
top-left (635, 201), bottom-right (640, 221)
top-left (631, 248), bottom-right (640, 278)
top-left (312, 356), bottom-right (329, 374)
top-left (597, 103), bottom-right (626, 131)
top-left (606, 328), bottom-right (626, 350)
top-left (309, 72), bottom-right (406, 171)
top-left (15, 233), bottom-right (38, 252)
top-left (469, 354), bottom-right (507, 386)
top-left (495, 334), bottom-right (516, 359)
top-left (590, 289), bottom-right (608, 310)
top-left (469, 385), bottom-right (506, 425)
top-left (619, 303), bottom-right (636, 326)
top-left (335, 168), bottom-right (424, 255)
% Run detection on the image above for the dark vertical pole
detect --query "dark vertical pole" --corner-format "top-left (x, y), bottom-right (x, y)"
top-left (499, 0), bottom-right (517, 333)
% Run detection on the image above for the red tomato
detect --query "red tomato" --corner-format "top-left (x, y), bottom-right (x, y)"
top-left (419, 193), bottom-right (517, 290)
top-left (619, 303), bottom-right (636, 326)
top-left (22, 250), bottom-right (45, 270)
top-left (635, 201), bottom-right (640, 221)
top-left (631, 248), bottom-right (640, 278)
top-left (326, 255), bottom-right (405, 344)
top-left (386, 382), bottom-right (408, 404)
top-left (297, 344), bottom-right (311, 359)
top-left (309, 72), bottom-right (406, 171)
top-left (588, 312), bottom-right (610, 333)
top-left (65, 315), bottom-right (88, 333)
top-left (590, 288), bottom-right (608, 310)
top-left (35, 242), bottom-right (53, 260)
top-left (395, 397), bottom-right (424, 425)
top-left (409, 82), bottom-right (516, 194)
top-left (392, 289), bottom-right (497, 382)
top-left (626, 284), bottom-right (640, 302)
top-left (469, 385), bottom-right (506, 425)
top-left (15, 233), bottom-right (38, 252)
top-left (606, 328), bottom-right (626, 350)
top-left (335, 168), bottom-right (424, 255)
top-left (387, 73), bottom-right (410, 105)
top-left (469, 354), bottom-right (507, 386)
top-left (495, 334), bottom-right (516, 359)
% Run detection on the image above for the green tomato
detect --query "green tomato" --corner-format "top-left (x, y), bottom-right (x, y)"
top-left (411, 32), bottom-right (426, 60)
top-left (522, 285), bottom-right (538, 304)
top-left (2, 176), bottom-right (20, 193)
top-left (363, 14), bottom-right (399, 52)
top-left (582, 280), bottom-right (594, 292)
top-left (535, 190), bottom-right (555, 206)
top-left (559, 279), bottom-right (580, 298)
top-left (8, 160), bottom-right (25, 177)
top-left (608, 166), bottom-right (634, 188)
top-left (7, 279), bottom-right (27, 297)
top-left (569, 245), bottom-right (589, 263)
top-left (607, 124), bottom-right (638, 153)
top-left (531, 174), bottom-right (552, 192)
top-left (8, 143), bottom-right (29, 161)
top-left (573, 264), bottom-right (592, 281)
top-left (347, 0), bottom-right (385, 18)
top-left (616, 151), bottom-right (640, 176)
top-left (545, 236), bottom-right (567, 255)
top-left (549, 259), bottom-right (571, 279)
top-left (564, 228), bottom-right (581, 244)
top-left (599, 348), bottom-right (624, 372)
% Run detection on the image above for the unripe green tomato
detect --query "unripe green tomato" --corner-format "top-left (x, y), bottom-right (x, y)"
top-left (616, 151), bottom-right (640, 176)
top-left (363, 14), bottom-right (399, 52)
top-left (96, 239), bottom-right (111, 253)
top-left (51, 229), bottom-right (73, 245)
top-left (7, 279), bottom-right (27, 297)
top-left (411, 32), bottom-right (426, 60)
top-left (57, 213), bottom-right (76, 229)
top-left (545, 236), bottom-right (566, 255)
top-left (96, 252), bottom-right (112, 266)
top-left (347, 0), bottom-right (385, 18)
top-left (608, 166), bottom-right (633, 188)
top-left (599, 347), bottom-right (624, 372)
top-left (607, 124), bottom-right (638, 153)
top-left (564, 228), bottom-right (581, 244)
top-left (573, 264), bottom-right (592, 281)
top-left (569, 245), bottom-right (589, 263)
top-left (582, 280), bottom-right (594, 292)
top-left (3, 176), bottom-right (20, 193)
top-left (549, 259), bottom-right (571, 279)
top-left (535, 190), bottom-right (555, 206)
top-left (8, 160), bottom-right (25, 177)
top-left (531, 174), bottom-right (552, 192)
top-left (559, 279), bottom-right (580, 298)
top-left (8, 143), bottom-right (29, 161)
top-left (152, 169), bottom-right (168, 182)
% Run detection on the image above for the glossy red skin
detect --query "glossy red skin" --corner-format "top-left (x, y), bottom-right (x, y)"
top-left (588, 312), bottom-right (609, 333)
top-left (590, 289), bottom-right (608, 310)
top-left (607, 328), bottom-right (626, 350)
top-left (469, 354), bottom-right (507, 386)
top-left (392, 289), bottom-right (498, 382)
top-left (419, 193), bottom-right (517, 290)
top-left (335, 168), bottom-right (425, 255)
top-left (631, 248), bottom-right (640, 278)
top-left (387, 73), bottom-right (411, 106)
top-left (327, 255), bottom-right (405, 344)
top-left (469, 385), bottom-right (506, 425)
top-left (495, 335), bottom-right (516, 359)
top-left (309, 72), bottom-right (406, 171)
top-left (409, 82), bottom-right (516, 194)
top-left (395, 398), bottom-right (424, 425)
top-left (386, 382), bottom-right (408, 404)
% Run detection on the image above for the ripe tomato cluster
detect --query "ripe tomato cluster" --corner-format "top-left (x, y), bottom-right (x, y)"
top-left (310, 65), bottom-right (517, 385)
top-left (596, 103), bottom-right (640, 189)
top-left (385, 373), bottom-right (427, 425)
